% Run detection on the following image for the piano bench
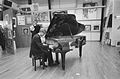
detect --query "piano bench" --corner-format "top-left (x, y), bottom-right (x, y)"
top-left (32, 55), bottom-right (46, 71)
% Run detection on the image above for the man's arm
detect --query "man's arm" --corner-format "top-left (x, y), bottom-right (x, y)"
top-left (30, 25), bottom-right (35, 32)
top-left (34, 35), bottom-right (49, 52)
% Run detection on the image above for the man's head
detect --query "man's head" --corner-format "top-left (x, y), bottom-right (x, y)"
top-left (38, 28), bottom-right (46, 37)
top-left (33, 20), bottom-right (38, 26)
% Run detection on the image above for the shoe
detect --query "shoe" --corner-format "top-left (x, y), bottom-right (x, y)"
top-left (44, 64), bottom-right (48, 67)
top-left (41, 64), bottom-right (47, 68)
top-left (55, 61), bottom-right (60, 65)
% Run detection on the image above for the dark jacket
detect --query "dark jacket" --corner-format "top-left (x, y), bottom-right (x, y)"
top-left (31, 25), bottom-right (41, 38)
top-left (30, 33), bottom-right (48, 57)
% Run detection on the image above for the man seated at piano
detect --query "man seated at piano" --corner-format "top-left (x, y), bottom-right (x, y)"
top-left (29, 28), bottom-right (58, 66)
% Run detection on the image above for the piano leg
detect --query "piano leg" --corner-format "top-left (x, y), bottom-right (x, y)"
top-left (55, 53), bottom-right (60, 64)
top-left (79, 45), bottom-right (82, 57)
top-left (61, 53), bottom-right (65, 70)
top-left (78, 39), bottom-right (82, 58)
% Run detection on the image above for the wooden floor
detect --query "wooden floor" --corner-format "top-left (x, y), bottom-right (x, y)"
top-left (0, 42), bottom-right (120, 79)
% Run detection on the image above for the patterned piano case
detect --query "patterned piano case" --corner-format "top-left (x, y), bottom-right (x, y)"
top-left (46, 35), bottom-right (86, 52)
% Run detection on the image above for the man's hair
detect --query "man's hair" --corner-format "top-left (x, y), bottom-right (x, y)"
top-left (39, 28), bottom-right (46, 34)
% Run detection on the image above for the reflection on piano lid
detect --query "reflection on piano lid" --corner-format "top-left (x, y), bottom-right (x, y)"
top-left (45, 14), bottom-right (85, 38)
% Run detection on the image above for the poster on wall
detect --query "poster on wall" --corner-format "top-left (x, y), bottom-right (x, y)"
top-left (5, 14), bottom-right (10, 24)
top-left (85, 25), bottom-right (91, 31)
top-left (4, 14), bottom-right (13, 30)
top-left (22, 27), bottom-right (29, 35)
top-left (32, 12), bottom-right (49, 22)
top-left (26, 16), bottom-right (32, 24)
top-left (8, 30), bottom-right (12, 39)
top-left (40, 12), bottom-right (49, 22)
top-left (17, 16), bottom-right (25, 25)
top-left (83, 2), bottom-right (98, 19)
top-left (31, 3), bottom-right (39, 12)
top-left (91, 25), bottom-right (100, 31)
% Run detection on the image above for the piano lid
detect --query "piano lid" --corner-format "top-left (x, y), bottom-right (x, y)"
top-left (45, 14), bottom-right (85, 38)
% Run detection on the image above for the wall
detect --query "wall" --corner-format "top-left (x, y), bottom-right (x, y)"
top-left (16, 15), bottom-right (32, 48)
top-left (3, 9), bottom-right (15, 54)
top-left (51, 0), bottom-right (102, 41)
top-left (103, 0), bottom-right (120, 46)
top-left (78, 21), bottom-right (101, 41)
top-left (111, 0), bottom-right (120, 46)
top-left (21, 0), bottom-right (102, 41)
top-left (17, 0), bottom-right (102, 46)
top-left (69, 2), bottom-right (101, 41)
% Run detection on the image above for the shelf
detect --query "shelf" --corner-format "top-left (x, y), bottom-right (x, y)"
top-left (78, 19), bottom-right (101, 21)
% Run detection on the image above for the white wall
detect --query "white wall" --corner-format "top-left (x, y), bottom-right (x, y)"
top-left (73, 1), bottom-right (101, 41)
top-left (78, 21), bottom-right (101, 41)
top-left (60, 0), bottom-right (76, 8)
top-left (19, 0), bottom-right (102, 41)
top-left (111, 0), bottom-right (120, 46)
top-left (51, 0), bottom-right (60, 9)
top-left (77, 31), bottom-right (100, 41)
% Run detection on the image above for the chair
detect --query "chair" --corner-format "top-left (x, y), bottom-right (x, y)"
top-left (32, 53), bottom-right (46, 71)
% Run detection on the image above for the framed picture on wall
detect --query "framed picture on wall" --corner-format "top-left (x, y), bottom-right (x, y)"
top-left (32, 12), bottom-right (49, 22)
top-left (116, 41), bottom-right (120, 47)
top-left (26, 15), bottom-right (32, 24)
top-left (17, 16), bottom-right (25, 25)
top-left (92, 25), bottom-right (100, 31)
top-left (22, 27), bottom-right (29, 35)
top-left (12, 17), bottom-right (16, 28)
top-left (85, 25), bottom-right (91, 31)
top-left (8, 30), bottom-right (12, 39)
top-left (83, 2), bottom-right (98, 19)
top-left (40, 12), bottom-right (49, 22)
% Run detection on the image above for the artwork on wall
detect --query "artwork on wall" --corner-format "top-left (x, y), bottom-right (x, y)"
top-left (5, 14), bottom-right (10, 24)
top-left (83, 2), bottom-right (98, 19)
top-left (40, 12), bottom-right (49, 22)
top-left (85, 25), bottom-right (91, 31)
top-left (17, 16), bottom-right (25, 25)
top-left (117, 25), bottom-right (120, 30)
top-left (92, 25), bottom-right (100, 31)
top-left (116, 41), bottom-right (120, 47)
top-left (26, 15), bottom-right (32, 24)
top-left (4, 14), bottom-right (13, 30)
top-left (22, 27), bottom-right (29, 35)
top-left (31, 3), bottom-right (39, 12)
top-left (32, 12), bottom-right (49, 22)
top-left (8, 30), bottom-right (12, 39)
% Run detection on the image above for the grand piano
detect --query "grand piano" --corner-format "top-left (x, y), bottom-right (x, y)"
top-left (45, 14), bottom-right (86, 70)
